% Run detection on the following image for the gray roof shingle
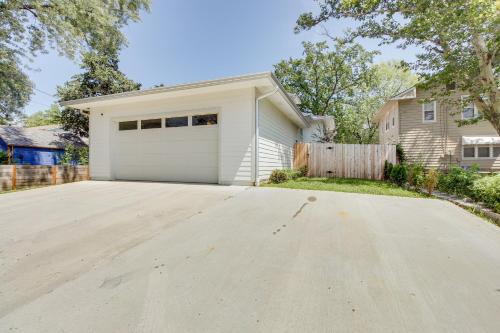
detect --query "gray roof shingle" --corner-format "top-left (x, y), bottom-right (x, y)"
top-left (0, 125), bottom-right (88, 149)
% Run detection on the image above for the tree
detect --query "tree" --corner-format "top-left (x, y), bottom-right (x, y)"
top-left (0, 0), bottom-right (150, 118)
top-left (0, 52), bottom-right (32, 121)
top-left (296, 0), bottom-right (500, 135)
top-left (59, 144), bottom-right (88, 165)
top-left (58, 46), bottom-right (141, 137)
top-left (274, 40), bottom-right (378, 118)
top-left (23, 104), bottom-right (61, 127)
top-left (274, 40), bottom-right (380, 143)
top-left (338, 61), bottom-right (418, 143)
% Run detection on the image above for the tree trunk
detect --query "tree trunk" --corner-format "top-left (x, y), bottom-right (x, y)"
top-left (471, 34), bottom-right (500, 136)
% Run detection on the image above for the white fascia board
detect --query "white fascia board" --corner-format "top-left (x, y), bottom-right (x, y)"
top-left (60, 72), bottom-right (272, 109)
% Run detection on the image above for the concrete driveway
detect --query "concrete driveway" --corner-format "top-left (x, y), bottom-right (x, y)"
top-left (0, 181), bottom-right (499, 332)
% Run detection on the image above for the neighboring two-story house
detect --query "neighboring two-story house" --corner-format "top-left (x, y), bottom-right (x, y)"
top-left (375, 87), bottom-right (500, 171)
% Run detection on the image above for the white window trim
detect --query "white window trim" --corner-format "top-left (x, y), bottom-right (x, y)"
top-left (422, 101), bottom-right (437, 123)
top-left (461, 95), bottom-right (478, 120)
top-left (462, 145), bottom-right (497, 160)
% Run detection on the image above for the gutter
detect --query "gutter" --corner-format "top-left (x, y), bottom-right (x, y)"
top-left (254, 87), bottom-right (279, 186)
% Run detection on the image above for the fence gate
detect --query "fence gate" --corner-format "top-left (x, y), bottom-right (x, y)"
top-left (295, 143), bottom-right (396, 180)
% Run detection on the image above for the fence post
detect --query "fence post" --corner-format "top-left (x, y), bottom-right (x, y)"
top-left (11, 165), bottom-right (16, 190)
top-left (52, 165), bottom-right (57, 185)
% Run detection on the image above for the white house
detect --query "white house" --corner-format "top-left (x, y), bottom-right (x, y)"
top-left (302, 114), bottom-right (336, 143)
top-left (61, 72), bottom-right (317, 186)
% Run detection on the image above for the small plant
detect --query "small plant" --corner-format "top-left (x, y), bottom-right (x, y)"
top-left (389, 164), bottom-right (408, 186)
top-left (396, 143), bottom-right (406, 163)
top-left (284, 168), bottom-right (301, 180)
top-left (437, 164), bottom-right (479, 197)
top-left (471, 174), bottom-right (500, 213)
top-left (0, 151), bottom-right (8, 164)
top-left (297, 165), bottom-right (308, 177)
top-left (269, 169), bottom-right (289, 184)
top-left (423, 168), bottom-right (439, 195)
top-left (384, 160), bottom-right (393, 180)
top-left (407, 163), bottom-right (425, 188)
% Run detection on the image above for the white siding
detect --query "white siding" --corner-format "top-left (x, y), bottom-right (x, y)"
top-left (302, 120), bottom-right (324, 143)
top-left (89, 88), bottom-right (255, 185)
top-left (258, 99), bottom-right (299, 180)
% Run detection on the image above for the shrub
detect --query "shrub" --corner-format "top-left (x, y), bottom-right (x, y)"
top-left (284, 168), bottom-right (301, 180)
top-left (0, 151), bottom-right (8, 164)
top-left (269, 169), bottom-right (288, 184)
top-left (297, 165), bottom-right (308, 177)
top-left (384, 160), bottom-right (393, 180)
top-left (407, 163), bottom-right (425, 188)
top-left (396, 143), bottom-right (406, 163)
top-left (437, 164), bottom-right (480, 197)
top-left (59, 144), bottom-right (89, 165)
top-left (390, 164), bottom-right (408, 186)
top-left (471, 174), bottom-right (500, 213)
top-left (423, 168), bottom-right (439, 195)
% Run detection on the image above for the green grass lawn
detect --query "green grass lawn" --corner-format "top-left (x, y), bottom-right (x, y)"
top-left (262, 177), bottom-right (427, 198)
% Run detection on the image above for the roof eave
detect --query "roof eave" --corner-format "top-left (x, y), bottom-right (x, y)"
top-left (59, 72), bottom-right (272, 109)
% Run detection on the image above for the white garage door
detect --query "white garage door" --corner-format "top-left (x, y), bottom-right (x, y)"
top-left (112, 114), bottom-right (218, 183)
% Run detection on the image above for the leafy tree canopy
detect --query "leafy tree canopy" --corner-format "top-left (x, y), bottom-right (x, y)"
top-left (23, 104), bottom-right (61, 127)
top-left (337, 61), bottom-right (418, 143)
top-left (0, 0), bottom-right (150, 118)
top-left (274, 40), bottom-right (378, 117)
top-left (57, 42), bottom-right (141, 137)
top-left (296, 0), bottom-right (500, 134)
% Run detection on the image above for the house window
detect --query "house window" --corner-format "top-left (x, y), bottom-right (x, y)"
top-left (141, 118), bottom-right (162, 129)
top-left (463, 145), bottom-right (499, 159)
top-left (392, 117), bottom-right (395, 127)
top-left (119, 121), bottom-right (138, 131)
top-left (463, 147), bottom-right (475, 158)
top-left (477, 146), bottom-right (490, 158)
top-left (193, 114), bottom-right (217, 126)
top-left (461, 96), bottom-right (477, 120)
top-left (165, 116), bottom-right (188, 127)
top-left (493, 146), bottom-right (500, 157)
top-left (422, 101), bottom-right (436, 123)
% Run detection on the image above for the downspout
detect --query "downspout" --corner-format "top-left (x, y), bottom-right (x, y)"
top-left (255, 87), bottom-right (279, 186)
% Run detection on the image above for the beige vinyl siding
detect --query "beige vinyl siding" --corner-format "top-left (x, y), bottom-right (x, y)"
top-left (399, 89), bottom-right (500, 171)
top-left (378, 100), bottom-right (399, 144)
top-left (258, 99), bottom-right (299, 180)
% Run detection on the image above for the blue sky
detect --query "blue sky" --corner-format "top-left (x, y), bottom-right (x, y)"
top-left (24, 0), bottom-right (419, 115)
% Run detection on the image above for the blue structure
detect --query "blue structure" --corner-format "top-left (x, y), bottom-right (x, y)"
top-left (0, 125), bottom-right (87, 166)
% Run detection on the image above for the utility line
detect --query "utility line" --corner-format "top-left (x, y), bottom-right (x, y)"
top-left (33, 87), bottom-right (56, 97)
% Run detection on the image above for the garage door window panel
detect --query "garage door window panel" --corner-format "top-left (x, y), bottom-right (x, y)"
top-left (141, 118), bottom-right (162, 129)
top-left (166, 116), bottom-right (188, 128)
top-left (193, 114), bottom-right (217, 126)
top-left (119, 121), bottom-right (138, 131)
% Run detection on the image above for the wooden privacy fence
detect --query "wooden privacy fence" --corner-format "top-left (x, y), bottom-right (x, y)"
top-left (0, 165), bottom-right (89, 191)
top-left (294, 143), bottom-right (396, 180)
